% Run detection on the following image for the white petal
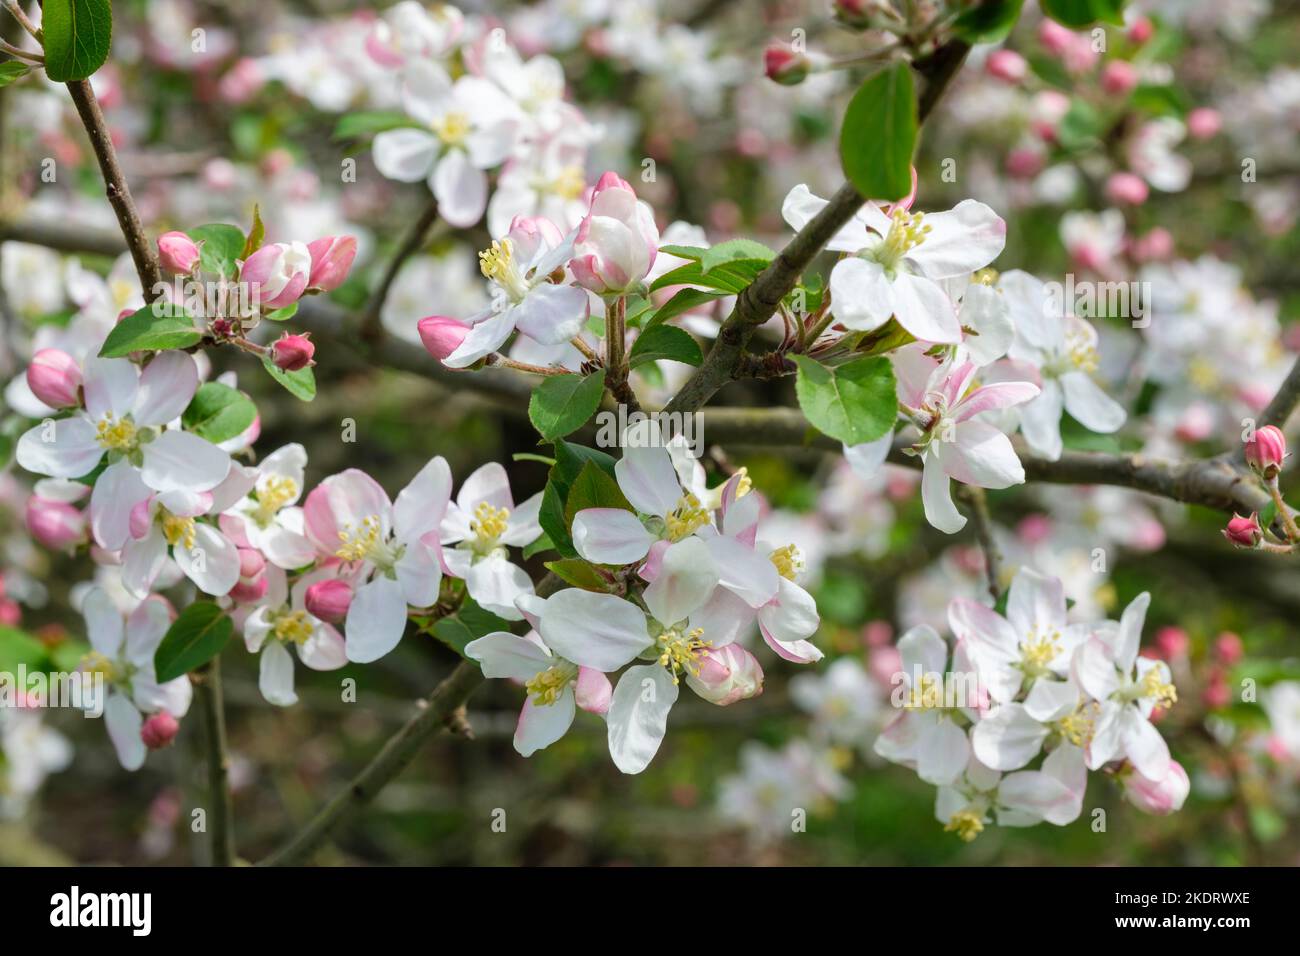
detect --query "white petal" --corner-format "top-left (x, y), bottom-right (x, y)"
top-left (82, 587), bottom-right (124, 657)
top-left (372, 127), bottom-right (439, 182)
top-left (937, 421), bottom-right (1025, 489)
top-left (259, 641), bottom-right (298, 707)
top-left (916, 719), bottom-right (970, 785)
top-left (705, 534), bottom-right (780, 609)
top-left (572, 508), bottom-right (654, 565)
top-left (1122, 707), bottom-right (1171, 780)
top-left (464, 554), bottom-right (530, 620)
top-left (615, 443), bottom-right (682, 518)
top-left (465, 630), bottom-right (552, 680)
top-left (432, 149), bottom-right (487, 228)
top-left (16, 416), bottom-right (102, 479)
top-left (644, 537), bottom-right (718, 625)
top-left (104, 693), bottom-right (146, 771)
top-left (176, 523), bottom-right (241, 596)
top-left (921, 454), bottom-right (965, 534)
top-left (83, 357), bottom-right (138, 420)
top-left (843, 432), bottom-right (893, 481)
top-left (514, 690), bottom-right (576, 757)
top-left (828, 257), bottom-right (895, 331)
top-left (344, 576), bottom-right (408, 663)
top-left (510, 284), bottom-right (590, 346)
top-left (891, 272), bottom-right (962, 343)
top-left (971, 703), bottom-right (1049, 771)
top-left (393, 455), bottom-right (453, 543)
top-left (140, 430), bottom-right (231, 493)
top-left (89, 460), bottom-right (152, 551)
top-left (1018, 380), bottom-right (1065, 461)
top-left (1060, 371), bottom-right (1126, 434)
top-left (537, 589), bottom-right (649, 672)
top-left (606, 664), bottom-right (678, 774)
top-left (133, 351), bottom-right (199, 427)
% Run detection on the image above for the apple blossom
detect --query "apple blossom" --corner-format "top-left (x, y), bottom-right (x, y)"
top-left (935, 745), bottom-right (1086, 840)
top-left (26, 348), bottom-right (82, 408)
top-left (1245, 424), bottom-right (1286, 478)
top-left (569, 172), bottom-right (659, 295)
top-left (305, 578), bottom-right (353, 624)
top-left (418, 315), bottom-right (471, 360)
top-left (1121, 759), bottom-right (1190, 815)
top-left (243, 569), bottom-right (348, 707)
top-left (157, 231), bottom-right (200, 275)
top-left (220, 443), bottom-right (316, 571)
top-left (305, 235), bottom-right (357, 292)
top-left (686, 643), bottom-right (764, 706)
top-left (1223, 513), bottom-right (1263, 548)
top-left (119, 491), bottom-right (242, 598)
top-left (140, 711), bottom-right (180, 750)
top-left (271, 332), bottom-right (316, 372)
top-left (240, 241), bottom-right (312, 310)
top-left (26, 479), bottom-right (88, 551)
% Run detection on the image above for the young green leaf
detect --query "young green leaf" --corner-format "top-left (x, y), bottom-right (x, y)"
top-left (261, 355), bottom-right (317, 401)
top-left (98, 304), bottom-right (201, 358)
top-left (644, 288), bottom-right (726, 328)
top-left (42, 0), bottom-right (114, 82)
top-left (333, 111), bottom-right (425, 140)
top-left (528, 371), bottom-right (606, 441)
top-left (241, 204), bottom-right (266, 260)
top-left (952, 0), bottom-right (1025, 44)
top-left (154, 603), bottom-right (233, 683)
top-left (187, 223), bottom-right (248, 278)
top-left (1041, 0), bottom-right (1125, 28)
top-left (544, 559), bottom-right (621, 592)
top-left (700, 239), bottom-right (776, 274)
top-left (181, 383), bottom-right (257, 443)
top-left (628, 325), bottom-right (703, 368)
top-left (0, 62), bottom-right (31, 88)
top-left (564, 460), bottom-right (633, 525)
top-left (791, 355), bottom-right (897, 446)
top-left (840, 63), bottom-right (918, 202)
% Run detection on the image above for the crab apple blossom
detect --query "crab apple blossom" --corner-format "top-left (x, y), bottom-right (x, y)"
top-left (140, 711), bottom-right (180, 750)
top-left (271, 332), bottom-right (316, 372)
top-left (782, 184), bottom-right (1006, 344)
top-left (240, 241), bottom-right (312, 310)
top-left (936, 745), bottom-right (1087, 840)
top-left (243, 569), bottom-right (348, 707)
top-left (1223, 513), bottom-right (1263, 548)
top-left (1245, 424), bottom-right (1286, 479)
top-left (1121, 759), bottom-right (1190, 815)
top-left (119, 492), bottom-right (242, 598)
top-left (985, 50), bottom-right (1028, 84)
top-left (303, 458), bottom-right (451, 663)
top-left (26, 479), bottom-right (88, 550)
top-left (439, 462), bottom-right (541, 620)
top-left (441, 215), bottom-right (588, 369)
top-left (221, 443), bottom-right (316, 571)
top-left (417, 315), bottom-right (472, 360)
top-left (763, 44), bottom-right (811, 86)
top-left (569, 172), bottom-right (659, 295)
top-left (364, 0), bottom-right (463, 67)
top-left (15, 352), bottom-right (232, 552)
top-left (304, 578), bottom-right (353, 624)
top-left (305, 235), bottom-right (357, 292)
top-left (157, 231), bottom-right (200, 275)
top-left (26, 348), bottom-right (83, 408)
top-left (79, 587), bottom-right (191, 771)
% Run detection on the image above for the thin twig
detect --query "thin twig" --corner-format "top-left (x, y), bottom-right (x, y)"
top-left (194, 658), bottom-right (236, 866)
top-left (359, 198), bottom-right (441, 344)
top-left (957, 485), bottom-right (1002, 601)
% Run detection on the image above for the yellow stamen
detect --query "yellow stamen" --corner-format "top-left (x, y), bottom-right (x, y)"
top-left (430, 112), bottom-right (470, 147)
top-left (469, 501), bottom-right (510, 550)
top-left (665, 493), bottom-right (709, 541)
top-left (877, 209), bottom-right (932, 268)
top-left (1140, 668), bottom-right (1178, 710)
top-left (254, 475), bottom-right (298, 525)
top-left (273, 610), bottom-right (314, 646)
top-left (524, 664), bottom-right (574, 706)
top-left (1065, 326), bottom-right (1100, 373)
top-left (904, 673), bottom-right (945, 710)
top-left (95, 414), bottom-right (137, 452)
top-left (161, 511), bottom-right (197, 551)
top-left (945, 809), bottom-right (985, 842)
top-left (769, 544), bottom-right (805, 582)
top-left (550, 165), bottom-right (586, 200)
top-left (732, 467), bottom-right (753, 499)
top-left (656, 626), bottom-right (711, 684)
top-left (1057, 703), bottom-right (1097, 747)
top-left (973, 267), bottom-right (999, 286)
top-left (478, 238), bottom-right (514, 284)
top-left (336, 514), bottom-right (381, 562)
top-left (79, 650), bottom-right (117, 682)
top-left (1021, 631), bottom-right (1061, 672)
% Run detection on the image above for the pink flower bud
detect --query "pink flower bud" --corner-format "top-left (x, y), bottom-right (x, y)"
top-left (305, 578), bottom-right (353, 624)
top-left (575, 666), bottom-right (612, 715)
top-left (1223, 513), bottom-right (1262, 548)
top-left (1127, 17), bottom-right (1154, 45)
top-left (570, 172), bottom-right (659, 294)
top-left (218, 57), bottom-right (265, 104)
top-left (157, 231), bottom-right (201, 274)
top-left (1122, 760), bottom-right (1189, 815)
top-left (418, 315), bottom-right (472, 361)
top-left (306, 235), bottom-right (358, 292)
top-left (832, 0), bottom-right (872, 29)
top-left (1100, 60), bottom-right (1138, 97)
top-left (1131, 226), bottom-right (1174, 263)
top-left (1245, 424), bottom-right (1286, 479)
top-left (1155, 626), bottom-right (1189, 660)
top-left (1105, 171), bottom-right (1149, 205)
top-left (229, 577), bottom-right (269, 604)
top-left (271, 332), bottom-right (315, 372)
top-left (764, 43), bottom-right (810, 86)
top-left (140, 711), bottom-right (180, 750)
top-left (240, 240), bottom-right (312, 310)
top-left (1187, 107), bottom-right (1221, 140)
top-left (1037, 20), bottom-right (1075, 56)
top-left (986, 50), bottom-right (1028, 84)
top-left (685, 644), bottom-right (764, 706)
top-left (237, 547), bottom-right (266, 580)
top-left (26, 348), bottom-right (82, 408)
top-left (25, 495), bottom-right (85, 550)
top-left (1215, 631), bottom-right (1244, 665)
top-left (1203, 674), bottom-right (1231, 710)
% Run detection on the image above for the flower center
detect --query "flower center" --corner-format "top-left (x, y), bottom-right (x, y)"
top-left (335, 514), bottom-right (400, 569)
top-left (96, 413), bottom-right (138, 452)
top-left (524, 662), bottom-right (577, 706)
top-left (945, 808), bottom-right (985, 842)
top-left (904, 673), bottom-right (946, 710)
top-left (1138, 668), bottom-right (1178, 710)
top-left (870, 209), bottom-right (932, 274)
top-left (1065, 327), bottom-right (1099, 373)
top-left (769, 544), bottom-right (805, 581)
top-left (161, 510), bottom-right (197, 551)
top-left (1056, 702), bottom-right (1097, 746)
top-left (468, 501), bottom-right (510, 555)
top-left (80, 650), bottom-right (119, 684)
top-left (273, 610), bottom-right (314, 646)
top-left (254, 475), bottom-right (298, 526)
top-left (665, 493), bottom-right (709, 541)
top-left (431, 111), bottom-right (470, 147)
top-left (548, 165), bottom-right (586, 200)
top-left (1020, 631), bottom-right (1061, 674)
top-left (656, 626), bottom-right (711, 684)
top-left (478, 238), bottom-right (529, 301)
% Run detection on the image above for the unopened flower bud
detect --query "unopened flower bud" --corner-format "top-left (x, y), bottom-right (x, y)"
top-left (831, 0), bottom-right (873, 30)
top-left (1127, 17), bottom-right (1154, 45)
top-left (237, 547), bottom-right (266, 580)
top-left (306, 235), bottom-right (358, 292)
top-left (418, 315), bottom-right (471, 361)
top-left (764, 43), bottom-right (810, 86)
top-left (26, 348), bottom-right (82, 408)
top-left (229, 577), bottom-right (269, 603)
top-left (685, 644), bottom-right (764, 706)
top-left (158, 231), bottom-right (200, 274)
top-left (1105, 171), bottom-right (1149, 205)
top-left (271, 332), bottom-right (315, 372)
top-left (1245, 425), bottom-right (1286, 479)
top-left (1187, 107), bottom-right (1221, 140)
top-left (1100, 60), bottom-right (1138, 97)
top-left (986, 49), bottom-right (1028, 84)
top-left (240, 240), bottom-right (312, 310)
top-left (140, 711), bottom-right (180, 750)
top-left (1121, 760), bottom-right (1189, 815)
top-left (26, 495), bottom-right (85, 550)
top-left (1215, 631), bottom-right (1244, 666)
top-left (1223, 513), bottom-right (1262, 548)
top-left (305, 578), bottom-right (353, 624)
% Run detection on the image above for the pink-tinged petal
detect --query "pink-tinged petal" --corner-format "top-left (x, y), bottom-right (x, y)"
top-left (132, 351), bottom-right (199, 426)
top-left (442, 307), bottom-right (517, 368)
top-left (572, 508), bottom-right (654, 565)
top-left (177, 523), bottom-right (241, 596)
top-left (83, 357), bottom-right (139, 421)
top-left (756, 578), bottom-right (819, 644)
top-left (639, 538), bottom-right (670, 583)
top-left (1023, 677), bottom-right (1079, 722)
top-left (303, 469), bottom-right (392, 556)
top-left (16, 416), bottom-right (102, 479)
top-left (121, 527), bottom-right (168, 597)
top-left (1122, 707), bottom-right (1171, 780)
top-left (344, 576), bottom-right (408, 663)
top-left (456, 461), bottom-right (515, 512)
top-left (89, 460), bottom-right (152, 551)
top-left (759, 621), bottom-right (824, 664)
top-left (395, 542), bottom-right (443, 609)
top-left (997, 769), bottom-right (1079, 826)
top-left (939, 361), bottom-right (979, 408)
top-left (1006, 567), bottom-right (1066, 640)
top-left (948, 599), bottom-right (1022, 703)
top-left (953, 381), bottom-right (1040, 422)
top-left (575, 666), bottom-right (612, 714)
top-left (921, 454), bottom-right (965, 534)
top-left (873, 711), bottom-right (922, 764)
top-left (140, 431), bottom-right (231, 493)
top-left (538, 589), bottom-right (650, 671)
top-left (685, 585), bottom-right (755, 648)
top-left (606, 664), bottom-right (678, 774)
top-left (936, 421), bottom-right (1025, 489)
top-left (393, 455), bottom-right (452, 543)
top-left (643, 537), bottom-right (719, 626)
top-left (1114, 591), bottom-right (1150, 673)
top-left (704, 534), bottom-right (779, 609)
top-left (515, 690), bottom-right (577, 757)
top-left (615, 443), bottom-right (682, 518)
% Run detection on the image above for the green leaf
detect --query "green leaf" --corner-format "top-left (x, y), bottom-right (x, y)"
top-left (241, 204), bottom-right (265, 260)
top-left (333, 111), bottom-right (424, 140)
top-left (0, 61), bottom-right (31, 88)
top-left (1041, 0), bottom-right (1125, 28)
top-left (42, 0), bottom-right (113, 83)
top-left (154, 603), bottom-right (232, 683)
top-left (544, 559), bottom-right (620, 592)
top-left (840, 63), bottom-right (917, 202)
top-left (262, 303), bottom-right (299, 322)
top-left (564, 460), bottom-right (633, 526)
top-left (539, 478), bottom-right (576, 558)
top-left (430, 599), bottom-right (513, 659)
top-left (98, 303), bottom-right (201, 357)
top-left (655, 244), bottom-right (708, 262)
top-left (791, 355), bottom-right (897, 445)
top-left (628, 324), bottom-right (703, 368)
top-left (1056, 98), bottom-right (1102, 151)
top-left (528, 371), bottom-right (606, 441)
top-left (521, 531), bottom-right (555, 559)
top-left (187, 223), bottom-right (247, 278)
top-left (645, 288), bottom-right (726, 328)
top-left (0, 627), bottom-right (48, 672)
top-left (181, 382), bottom-right (256, 443)
top-left (649, 260), bottom-right (767, 294)
top-left (261, 355), bottom-right (316, 401)
top-left (952, 0), bottom-right (1025, 44)
top-left (554, 441), bottom-right (617, 482)
top-left (700, 239), bottom-right (775, 274)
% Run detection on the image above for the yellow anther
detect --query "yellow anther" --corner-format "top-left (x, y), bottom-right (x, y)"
top-left (1140, 668), bottom-right (1178, 710)
top-left (95, 414), bottom-right (138, 452)
top-left (732, 467), bottom-right (753, 499)
top-left (550, 165), bottom-right (586, 200)
top-left (1057, 704), bottom-right (1097, 746)
top-left (769, 544), bottom-right (805, 581)
top-left (336, 514), bottom-right (381, 562)
top-left (1021, 631), bottom-right (1061, 672)
top-left (524, 664), bottom-right (574, 706)
top-left (665, 493), bottom-right (709, 541)
top-left (1065, 326), bottom-right (1100, 373)
top-left (944, 809), bottom-right (985, 842)
top-left (478, 238), bottom-right (514, 284)
top-left (973, 267), bottom-right (999, 286)
top-left (656, 626), bottom-right (711, 684)
top-left (430, 111), bottom-right (470, 147)
top-left (161, 511), bottom-right (197, 551)
top-left (879, 209), bottom-right (932, 266)
top-left (904, 673), bottom-right (945, 710)
top-left (1188, 357), bottom-right (1219, 392)
top-left (79, 650), bottom-right (117, 682)
top-left (469, 501), bottom-right (511, 549)
top-left (273, 610), bottom-right (314, 646)
top-left (254, 475), bottom-right (298, 525)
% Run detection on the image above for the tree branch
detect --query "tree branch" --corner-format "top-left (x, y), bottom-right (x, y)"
top-left (359, 197), bottom-right (442, 344)
top-left (1258, 353), bottom-right (1300, 432)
